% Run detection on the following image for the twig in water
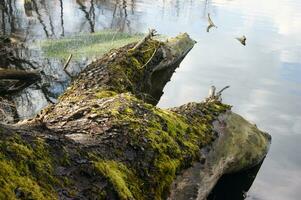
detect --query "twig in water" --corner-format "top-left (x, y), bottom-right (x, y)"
top-left (63, 54), bottom-right (73, 77)
top-left (207, 13), bottom-right (217, 32)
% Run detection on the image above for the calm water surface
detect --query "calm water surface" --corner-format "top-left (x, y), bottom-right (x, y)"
top-left (1, 0), bottom-right (301, 199)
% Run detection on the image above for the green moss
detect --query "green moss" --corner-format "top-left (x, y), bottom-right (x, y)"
top-left (0, 155), bottom-right (54, 200)
top-left (1, 32), bottom-right (234, 199)
top-left (53, 35), bottom-right (162, 105)
top-left (153, 155), bottom-right (180, 196)
top-left (53, 91), bottom-right (230, 199)
top-left (94, 160), bottom-right (143, 200)
top-left (141, 110), bottom-right (199, 198)
top-left (107, 39), bottom-right (161, 93)
top-left (0, 95), bottom-right (230, 199)
top-left (0, 136), bottom-right (58, 199)
top-left (91, 94), bottom-right (229, 198)
top-left (95, 90), bottom-right (118, 99)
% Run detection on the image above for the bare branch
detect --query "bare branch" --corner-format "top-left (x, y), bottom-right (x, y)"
top-left (129, 28), bottom-right (157, 52)
top-left (0, 68), bottom-right (41, 95)
top-left (216, 85), bottom-right (230, 96)
top-left (205, 85), bottom-right (230, 103)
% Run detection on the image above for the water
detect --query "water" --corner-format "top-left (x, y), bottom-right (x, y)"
top-left (1, 0), bottom-right (301, 199)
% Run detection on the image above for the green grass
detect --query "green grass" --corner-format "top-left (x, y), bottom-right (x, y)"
top-left (39, 30), bottom-right (145, 60)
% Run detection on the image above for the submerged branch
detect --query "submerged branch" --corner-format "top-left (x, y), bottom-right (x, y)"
top-left (0, 68), bottom-right (41, 94)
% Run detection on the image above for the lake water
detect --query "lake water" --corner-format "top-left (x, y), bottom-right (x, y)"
top-left (1, 0), bottom-right (301, 199)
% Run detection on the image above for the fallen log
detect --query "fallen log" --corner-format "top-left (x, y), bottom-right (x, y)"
top-left (0, 33), bottom-right (270, 200)
top-left (0, 68), bottom-right (41, 95)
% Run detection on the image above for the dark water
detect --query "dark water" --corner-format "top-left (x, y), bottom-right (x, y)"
top-left (1, 0), bottom-right (301, 199)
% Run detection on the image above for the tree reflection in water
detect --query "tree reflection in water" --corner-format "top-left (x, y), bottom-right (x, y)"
top-left (0, 0), bottom-right (139, 40)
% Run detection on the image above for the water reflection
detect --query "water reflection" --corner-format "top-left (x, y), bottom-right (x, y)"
top-left (0, 0), bottom-right (139, 118)
top-left (208, 161), bottom-right (264, 200)
top-left (76, 0), bottom-right (95, 33)
top-left (1, 0), bottom-right (139, 40)
top-left (32, 0), bottom-right (50, 37)
top-left (1, 0), bottom-right (301, 199)
top-left (24, 0), bottom-right (33, 17)
top-left (59, 0), bottom-right (64, 36)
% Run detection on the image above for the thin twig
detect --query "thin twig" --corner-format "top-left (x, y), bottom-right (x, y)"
top-left (138, 47), bottom-right (158, 69)
top-left (216, 85), bottom-right (230, 96)
top-left (63, 54), bottom-right (73, 77)
top-left (64, 54), bottom-right (73, 70)
top-left (205, 85), bottom-right (230, 103)
top-left (129, 28), bottom-right (157, 52)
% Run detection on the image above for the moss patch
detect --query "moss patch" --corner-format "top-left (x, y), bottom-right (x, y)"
top-left (0, 94), bottom-right (230, 200)
top-left (0, 135), bottom-right (58, 200)
top-left (95, 90), bottom-right (118, 99)
top-left (56, 37), bottom-right (162, 104)
top-left (106, 39), bottom-right (161, 94)
top-left (87, 93), bottom-right (230, 199)
top-left (94, 160), bottom-right (143, 200)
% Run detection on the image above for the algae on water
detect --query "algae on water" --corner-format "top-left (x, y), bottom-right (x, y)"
top-left (39, 30), bottom-right (144, 60)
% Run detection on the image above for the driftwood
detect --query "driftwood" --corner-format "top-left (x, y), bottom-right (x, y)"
top-left (205, 85), bottom-right (230, 103)
top-left (0, 33), bottom-right (270, 200)
top-left (207, 13), bottom-right (217, 33)
top-left (0, 68), bottom-right (41, 95)
top-left (236, 35), bottom-right (247, 46)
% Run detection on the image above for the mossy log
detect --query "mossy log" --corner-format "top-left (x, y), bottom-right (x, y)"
top-left (0, 33), bottom-right (270, 200)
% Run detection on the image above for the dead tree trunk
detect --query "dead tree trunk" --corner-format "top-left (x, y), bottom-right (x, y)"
top-left (0, 33), bottom-right (270, 200)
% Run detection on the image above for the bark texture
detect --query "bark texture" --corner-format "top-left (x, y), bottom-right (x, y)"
top-left (0, 33), bottom-right (270, 200)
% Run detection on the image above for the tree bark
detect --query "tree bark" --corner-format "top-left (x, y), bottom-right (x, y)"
top-left (0, 33), bottom-right (270, 200)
